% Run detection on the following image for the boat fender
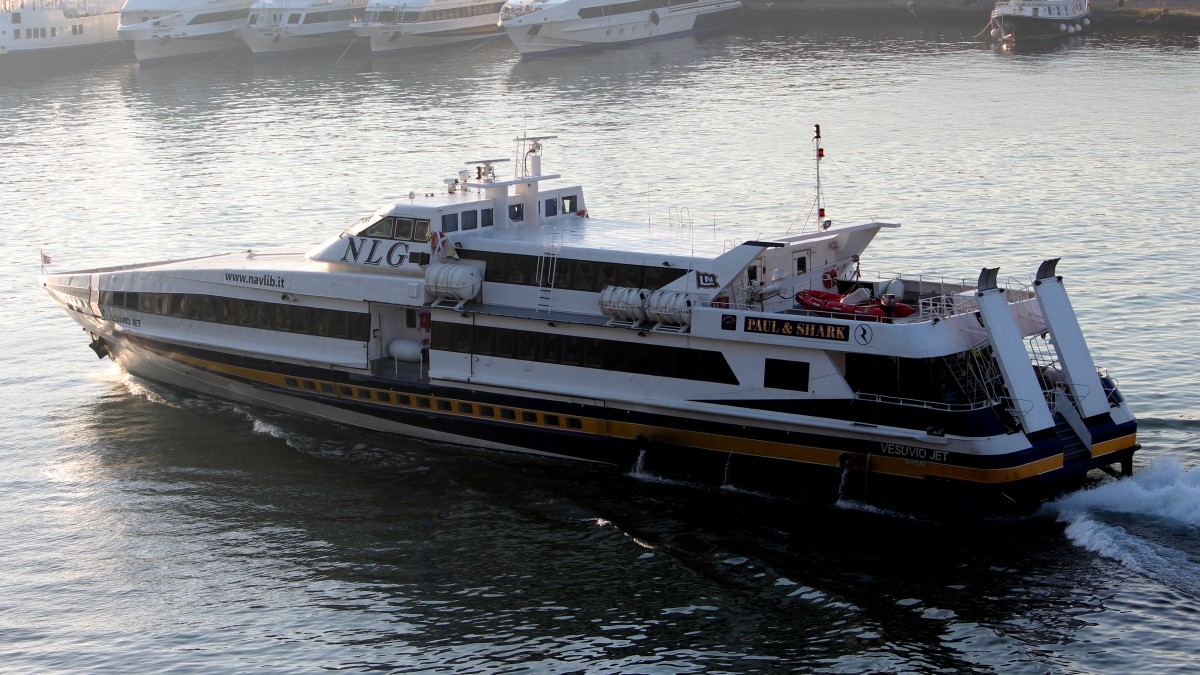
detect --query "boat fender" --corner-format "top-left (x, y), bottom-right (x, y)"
top-left (650, 9), bottom-right (660, 25)
top-left (389, 339), bottom-right (423, 363)
top-left (576, 209), bottom-right (589, 218)
top-left (822, 268), bottom-right (838, 289)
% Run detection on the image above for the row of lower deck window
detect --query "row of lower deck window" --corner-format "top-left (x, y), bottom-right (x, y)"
top-left (10, 25), bottom-right (86, 38)
top-left (281, 376), bottom-right (585, 430)
top-left (98, 290), bottom-right (371, 341)
top-left (577, 0), bottom-right (705, 18)
top-left (364, 1), bottom-right (506, 24)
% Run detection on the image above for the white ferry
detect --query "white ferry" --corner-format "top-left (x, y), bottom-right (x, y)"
top-left (350, 0), bottom-right (505, 56)
top-left (990, 0), bottom-right (1091, 44)
top-left (235, 0), bottom-right (365, 55)
top-left (117, 0), bottom-right (253, 62)
top-left (41, 131), bottom-right (1138, 513)
top-left (1, 0), bottom-right (122, 73)
top-left (500, 0), bottom-right (741, 57)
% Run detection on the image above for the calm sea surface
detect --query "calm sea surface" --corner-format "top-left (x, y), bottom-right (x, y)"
top-left (2, 18), bottom-right (1200, 673)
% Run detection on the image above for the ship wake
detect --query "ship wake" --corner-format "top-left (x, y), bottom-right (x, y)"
top-left (1045, 457), bottom-right (1200, 596)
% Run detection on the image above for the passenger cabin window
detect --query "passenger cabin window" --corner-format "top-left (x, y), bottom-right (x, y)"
top-left (545, 198), bottom-right (558, 217)
top-left (287, 13), bottom-right (301, 23)
top-left (509, 203), bottom-right (524, 222)
top-left (441, 213), bottom-right (459, 232)
top-left (481, 208), bottom-right (494, 228)
top-left (795, 253), bottom-right (808, 275)
top-left (461, 210), bottom-right (478, 231)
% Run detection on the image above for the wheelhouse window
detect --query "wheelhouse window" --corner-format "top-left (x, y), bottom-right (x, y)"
top-left (545, 198), bottom-right (558, 217)
top-left (393, 217), bottom-right (414, 240)
top-left (287, 13), bottom-right (301, 23)
top-left (562, 194), bottom-right (579, 213)
top-left (509, 203), bottom-right (524, 222)
top-left (413, 219), bottom-right (431, 241)
top-left (461, 210), bottom-right (478, 231)
top-left (363, 218), bottom-right (393, 238)
top-left (481, 208), bottom-right (494, 228)
top-left (441, 213), bottom-right (459, 232)
top-left (352, 215), bottom-right (430, 242)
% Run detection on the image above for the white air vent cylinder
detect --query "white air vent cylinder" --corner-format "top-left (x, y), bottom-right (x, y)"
top-left (389, 339), bottom-right (423, 362)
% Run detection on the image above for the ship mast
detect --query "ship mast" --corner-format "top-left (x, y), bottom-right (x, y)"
top-left (814, 124), bottom-right (828, 230)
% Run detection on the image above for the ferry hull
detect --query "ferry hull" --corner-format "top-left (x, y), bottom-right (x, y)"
top-left (129, 34), bottom-right (244, 62)
top-left (235, 26), bottom-right (358, 54)
top-left (0, 39), bottom-right (127, 80)
top-left (78, 321), bottom-right (1138, 516)
top-left (354, 22), bottom-right (502, 55)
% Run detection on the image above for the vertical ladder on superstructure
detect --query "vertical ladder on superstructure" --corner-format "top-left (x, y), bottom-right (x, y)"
top-left (535, 251), bottom-right (558, 313)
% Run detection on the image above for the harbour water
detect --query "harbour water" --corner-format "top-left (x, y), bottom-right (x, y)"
top-left (3, 20), bottom-right (1200, 672)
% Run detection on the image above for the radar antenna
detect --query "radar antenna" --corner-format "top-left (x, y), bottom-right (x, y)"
top-left (515, 135), bottom-right (558, 179)
top-left (464, 158), bottom-right (510, 183)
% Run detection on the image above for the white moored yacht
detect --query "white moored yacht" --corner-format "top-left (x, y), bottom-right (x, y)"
top-left (117, 0), bottom-right (253, 62)
top-left (351, 0), bottom-right (505, 56)
top-left (42, 129), bottom-right (1138, 514)
top-left (989, 0), bottom-right (1091, 44)
top-left (1, 0), bottom-right (122, 73)
top-left (500, 0), bottom-right (741, 57)
top-left (235, 0), bottom-right (365, 55)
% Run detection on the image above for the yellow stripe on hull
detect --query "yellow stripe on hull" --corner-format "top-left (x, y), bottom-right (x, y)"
top-left (1092, 434), bottom-right (1137, 458)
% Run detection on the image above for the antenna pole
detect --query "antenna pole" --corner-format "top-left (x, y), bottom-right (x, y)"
top-left (813, 124), bottom-right (825, 227)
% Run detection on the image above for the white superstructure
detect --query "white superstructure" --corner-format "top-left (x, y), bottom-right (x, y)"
top-left (1, 0), bottom-right (121, 58)
top-left (500, 0), bottom-right (740, 56)
top-left (350, 0), bottom-right (504, 56)
top-left (235, 0), bottom-right (365, 55)
top-left (117, 0), bottom-right (252, 62)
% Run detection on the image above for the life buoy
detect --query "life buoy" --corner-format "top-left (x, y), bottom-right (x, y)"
top-left (822, 268), bottom-right (838, 289)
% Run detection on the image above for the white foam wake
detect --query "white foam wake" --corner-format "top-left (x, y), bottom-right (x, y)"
top-left (1051, 456), bottom-right (1200, 527)
top-left (1047, 457), bottom-right (1200, 595)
